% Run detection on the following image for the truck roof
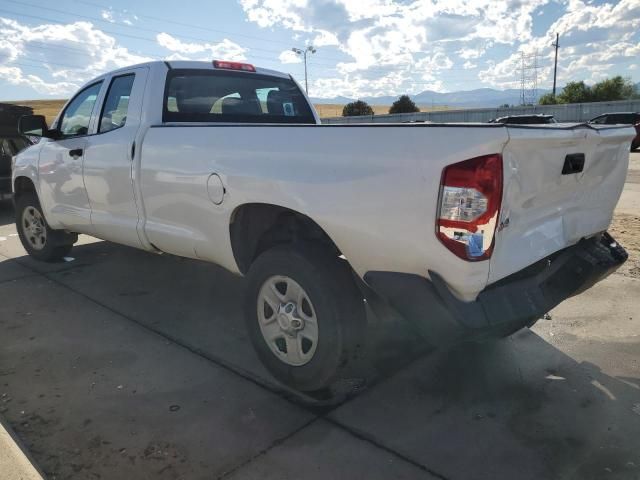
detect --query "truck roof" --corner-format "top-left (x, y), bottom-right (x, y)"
top-left (96, 60), bottom-right (291, 80)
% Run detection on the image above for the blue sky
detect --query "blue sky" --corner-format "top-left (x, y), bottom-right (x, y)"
top-left (0, 0), bottom-right (638, 100)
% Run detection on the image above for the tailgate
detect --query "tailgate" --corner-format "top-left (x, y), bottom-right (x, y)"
top-left (489, 124), bottom-right (634, 283)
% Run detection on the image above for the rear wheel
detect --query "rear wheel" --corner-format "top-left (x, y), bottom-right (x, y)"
top-left (15, 192), bottom-right (76, 262)
top-left (244, 243), bottom-right (366, 392)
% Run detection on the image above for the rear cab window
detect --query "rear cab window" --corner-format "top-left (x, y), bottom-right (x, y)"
top-left (605, 114), bottom-right (640, 125)
top-left (163, 69), bottom-right (315, 124)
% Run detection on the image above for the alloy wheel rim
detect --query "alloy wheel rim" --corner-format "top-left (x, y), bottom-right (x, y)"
top-left (257, 275), bottom-right (319, 366)
top-left (22, 206), bottom-right (47, 251)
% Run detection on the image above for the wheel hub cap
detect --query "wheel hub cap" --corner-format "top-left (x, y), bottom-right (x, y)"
top-left (277, 302), bottom-right (304, 334)
top-left (21, 206), bottom-right (47, 251)
top-left (257, 276), bottom-right (318, 366)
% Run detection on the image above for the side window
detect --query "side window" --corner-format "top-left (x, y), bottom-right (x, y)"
top-left (59, 82), bottom-right (103, 137)
top-left (99, 74), bottom-right (135, 133)
top-left (591, 116), bottom-right (607, 124)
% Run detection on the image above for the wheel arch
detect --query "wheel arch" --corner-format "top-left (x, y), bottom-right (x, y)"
top-left (229, 202), bottom-right (342, 275)
top-left (13, 175), bottom-right (37, 200)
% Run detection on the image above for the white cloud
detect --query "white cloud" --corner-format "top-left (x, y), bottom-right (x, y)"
top-left (100, 10), bottom-right (114, 23)
top-left (278, 50), bottom-right (302, 64)
top-left (0, 64), bottom-right (78, 95)
top-left (312, 30), bottom-right (339, 47)
top-left (458, 45), bottom-right (490, 60)
top-left (238, 0), bottom-right (555, 96)
top-left (238, 0), bottom-right (309, 30)
top-left (156, 33), bottom-right (247, 61)
top-left (311, 69), bottom-right (409, 98)
top-left (479, 0), bottom-right (640, 89)
top-left (101, 8), bottom-right (137, 26)
top-left (0, 17), bottom-right (152, 96)
top-left (240, 0), bottom-right (639, 98)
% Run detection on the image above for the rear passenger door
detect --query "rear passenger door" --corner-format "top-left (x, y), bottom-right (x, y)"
top-left (83, 67), bottom-right (148, 248)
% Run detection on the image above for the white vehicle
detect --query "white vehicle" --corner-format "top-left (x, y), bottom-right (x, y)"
top-left (13, 60), bottom-right (633, 391)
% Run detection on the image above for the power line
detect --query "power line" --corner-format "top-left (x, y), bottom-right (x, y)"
top-left (4, 0), bottom-right (355, 65)
top-left (72, 0), bottom-right (300, 48)
top-left (0, 9), bottom-right (306, 67)
top-left (0, 3), bottom-right (532, 90)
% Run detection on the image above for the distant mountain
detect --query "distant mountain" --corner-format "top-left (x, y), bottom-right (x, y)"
top-left (311, 87), bottom-right (552, 109)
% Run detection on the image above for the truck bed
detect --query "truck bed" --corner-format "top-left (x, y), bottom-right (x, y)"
top-left (139, 122), bottom-right (634, 300)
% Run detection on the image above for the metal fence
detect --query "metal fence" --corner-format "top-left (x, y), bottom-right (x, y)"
top-left (321, 99), bottom-right (640, 124)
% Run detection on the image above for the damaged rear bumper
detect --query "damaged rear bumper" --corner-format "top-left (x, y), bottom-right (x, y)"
top-left (364, 232), bottom-right (627, 344)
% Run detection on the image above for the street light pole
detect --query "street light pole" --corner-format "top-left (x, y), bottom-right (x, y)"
top-left (552, 33), bottom-right (560, 97)
top-left (292, 46), bottom-right (316, 94)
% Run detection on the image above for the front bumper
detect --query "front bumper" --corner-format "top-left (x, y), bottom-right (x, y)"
top-left (364, 232), bottom-right (627, 344)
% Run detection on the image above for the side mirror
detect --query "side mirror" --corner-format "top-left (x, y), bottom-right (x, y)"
top-left (18, 115), bottom-right (58, 139)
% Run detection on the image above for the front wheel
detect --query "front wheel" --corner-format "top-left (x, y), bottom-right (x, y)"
top-left (244, 243), bottom-right (366, 392)
top-left (15, 192), bottom-right (76, 262)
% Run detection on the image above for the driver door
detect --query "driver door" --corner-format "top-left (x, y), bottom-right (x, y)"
top-left (37, 81), bottom-right (103, 232)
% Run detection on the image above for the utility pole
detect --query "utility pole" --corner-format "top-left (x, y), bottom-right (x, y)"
top-left (292, 46), bottom-right (316, 94)
top-left (552, 33), bottom-right (560, 97)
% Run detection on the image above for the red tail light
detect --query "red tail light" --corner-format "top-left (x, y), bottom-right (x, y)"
top-left (213, 60), bottom-right (256, 72)
top-left (436, 153), bottom-right (503, 261)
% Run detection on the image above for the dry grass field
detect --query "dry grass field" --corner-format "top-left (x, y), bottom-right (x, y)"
top-left (314, 103), bottom-right (451, 118)
top-left (7, 99), bottom-right (66, 125)
top-left (6, 99), bottom-right (451, 122)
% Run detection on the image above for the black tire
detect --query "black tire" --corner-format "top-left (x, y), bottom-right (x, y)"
top-left (244, 243), bottom-right (366, 392)
top-left (15, 192), bottom-right (76, 262)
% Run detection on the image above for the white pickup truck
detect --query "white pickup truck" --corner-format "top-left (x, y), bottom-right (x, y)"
top-left (13, 60), bottom-right (633, 391)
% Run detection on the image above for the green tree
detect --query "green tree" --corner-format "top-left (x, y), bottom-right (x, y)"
top-left (342, 100), bottom-right (374, 117)
top-left (557, 81), bottom-right (592, 104)
top-left (389, 95), bottom-right (420, 114)
top-left (538, 93), bottom-right (557, 105)
top-left (591, 76), bottom-right (637, 101)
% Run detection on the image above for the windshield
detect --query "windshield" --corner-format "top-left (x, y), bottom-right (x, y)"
top-left (164, 69), bottom-right (315, 124)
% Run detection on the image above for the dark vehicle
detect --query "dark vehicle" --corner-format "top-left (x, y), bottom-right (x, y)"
top-left (0, 103), bottom-right (34, 200)
top-left (589, 112), bottom-right (640, 151)
top-left (489, 114), bottom-right (557, 124)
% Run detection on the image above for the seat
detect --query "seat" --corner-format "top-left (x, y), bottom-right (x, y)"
top-left (267, 90), bottom-right (286, 115)
top-left (221, 97), bottom-right (261, 115)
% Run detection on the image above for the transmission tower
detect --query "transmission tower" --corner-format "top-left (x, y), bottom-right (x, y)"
top-left (519, 51), bottom-right (540, 105)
